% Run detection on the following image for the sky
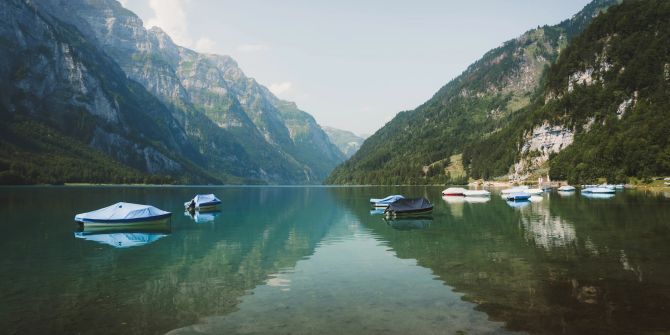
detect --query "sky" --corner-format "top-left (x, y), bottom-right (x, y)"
top-left (119, 0), bottom-right (591, 136)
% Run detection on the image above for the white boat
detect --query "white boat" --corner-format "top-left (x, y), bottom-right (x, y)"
top-left (582, 187), bottom-right (616, 194)
top-left (185, 194), bottom-right (222, 211)
top-left (558, 185), bottom-right (576, 192)
top-left (501, 186), bottom-right (529, 194)
top-left (74, 202), bottom-right (171, 227)
top-left (463, 190), bottom-right (491, 197)
top-left (526, 188), bottom-right (543, 195)
top-left (442, 187), bottom-right (467, 196)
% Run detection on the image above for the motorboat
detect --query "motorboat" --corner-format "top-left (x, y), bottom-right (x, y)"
top-left (505, 192), bottom-right (531, 201)
top-left (558, 185), bottom-right (576, 192)
top-left (384, 198), bottom-right (433, 217)
top-left (185, 194), bottom-right (222, 212)
top-left (582, 187), bottom-right (615, 194)
top-left (501, 186), bottom-right (529, 194)
top-left (370, 195), bottom-right (405, 208)
top-left (463, 190), bottom-right (491, 197)
top-left (442, 187), bottom-right (467, 196)
top-left (74, 202), bottom-right (171, 228)
top-left (582, 193), bottom-right (615, 199)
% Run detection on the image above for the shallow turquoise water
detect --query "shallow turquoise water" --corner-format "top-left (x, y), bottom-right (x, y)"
top-left (1, 186), bottom-right (670, 334)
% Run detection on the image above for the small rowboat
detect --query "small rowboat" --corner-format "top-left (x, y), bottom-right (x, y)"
top-left (442, 187), bottom-right (467, 196)
top-left (505, 192), bottom-right (531, 201)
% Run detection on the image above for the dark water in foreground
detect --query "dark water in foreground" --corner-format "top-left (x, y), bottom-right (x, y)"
top-left (1, 186), bottom-right (670, 334)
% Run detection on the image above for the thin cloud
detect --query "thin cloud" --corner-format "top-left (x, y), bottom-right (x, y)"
top-left (145, 0), bottom-right (192, 47)
top-left (269, 82), bottom-right (293, 97)
top-left (237, 44), bottom-right (270, 52)
top-left (195, 37), bottom-right (218, 54)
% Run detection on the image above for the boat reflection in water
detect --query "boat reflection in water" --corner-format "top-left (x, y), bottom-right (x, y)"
top-left (184, 210), bottom-right (222, 223)
top-left (369, 208), bottom-right (386, 215)
top-left (463, 196), bottom-right (490, 204)
top-left (506, 200), bottom-right (531, 208)
top-left (383, 216), bottom-right (433, 231)
top-left (74, 218), bottom-right (171, 249)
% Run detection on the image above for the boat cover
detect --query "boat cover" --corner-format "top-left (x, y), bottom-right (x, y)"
top-left (74, 202), bottom-right (171, 222)
top-left (74, 232), bottom-right (167, 248)
top-left (186, 194), bottom-right (222, 208)
top-left (385, 197), bottom-right (433, 214)
top-left (369, 195), bottom-right (404, 205)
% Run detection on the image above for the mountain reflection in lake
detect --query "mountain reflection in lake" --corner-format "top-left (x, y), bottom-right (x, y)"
top-left (1, 186), bottom-right (670, 334)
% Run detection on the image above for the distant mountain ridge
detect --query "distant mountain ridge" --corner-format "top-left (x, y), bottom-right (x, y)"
top-left (326, 0), bottom-right (622, 185)
top-left (323, 127), bottom-right (366, 158)
top-left (0, 0), bottom-right (343, 184)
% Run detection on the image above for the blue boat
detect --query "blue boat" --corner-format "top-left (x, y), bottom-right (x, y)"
top-left (185, 194), bottom-right (222, 211)
top-left (74, 202), bottom-right (171, 227)
top-left (370, 195), bottom-right (404, 208)
top-left (505, 192), bottom-right (531, 201)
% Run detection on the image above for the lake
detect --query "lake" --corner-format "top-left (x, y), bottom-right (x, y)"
top-left (1, 186), bottom-right (670, 334)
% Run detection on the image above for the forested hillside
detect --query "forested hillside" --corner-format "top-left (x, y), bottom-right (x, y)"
top-left (326, 0), bottom-right (620, 185)
top-left (465, 0), bottom-right (670, 183)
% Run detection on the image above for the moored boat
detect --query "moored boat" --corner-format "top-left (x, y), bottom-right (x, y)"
top-left (526, 188), bottom-right (543, 195)
top-left (185, 194), bottom-right (222, 211)
top-left (505, 192), bottom-right (531, 201)
top-left (442, 187), bottom-right (467, 196)
top-left (501, 186), bottom-right (529, 194)
top-left (384, 197), bottom-right (433, 217)
top-left (74, 202), bottom-right (171, 227)
top-left (463, 190), bottom-right (491, 197)
top-left (370, 195), bottom-right (405, 208)
top-left (558, 185), bottom-right (576, 192)
top-left (582, 187), bottom-right (615, 194)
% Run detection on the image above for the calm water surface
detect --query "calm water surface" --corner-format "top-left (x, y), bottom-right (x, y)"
top-left (1, 186), bottom-right (670, 334)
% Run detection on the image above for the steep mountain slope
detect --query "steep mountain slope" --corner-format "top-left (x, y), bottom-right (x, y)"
top-left (466, 0), bottom-right (670, 183)
top-left (37, 0), bottom-right (343, 183)
top-left (0, 0), bottom-right (226, 184)
top-left (323, 127), bottom-right (365, 158)
top-left (327, 0), bottom-right (620, 185)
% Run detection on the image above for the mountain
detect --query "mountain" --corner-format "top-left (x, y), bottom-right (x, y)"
top-left (0, 0), bottom-right (220, 184)
top-left (323, 127), bottom-right (366, 158)
top-left (0, 0), bottom-right (343, 184)
top-left (465, 0), bottom-right (670, 183)
top-left (326, 0), bottom-right (621, 185)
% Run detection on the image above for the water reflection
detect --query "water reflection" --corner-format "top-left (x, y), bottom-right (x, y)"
top-left (74, 231), bottom-right (169, 248)
top-left (506, 200), bottom-right (531, 208)
top-left (384, 217), bottom-right (432, 230)
top-left (184, 210), bottom-right (221, 223)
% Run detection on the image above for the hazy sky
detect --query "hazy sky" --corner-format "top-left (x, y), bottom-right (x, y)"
top-left (119, 0), bottom-right (590, 136)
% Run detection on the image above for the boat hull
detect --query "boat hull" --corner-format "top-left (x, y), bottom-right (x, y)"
top-left (77, 216), bottom-right (172, 230)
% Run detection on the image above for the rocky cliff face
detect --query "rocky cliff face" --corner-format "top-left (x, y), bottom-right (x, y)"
top-left (472, 0), bottom-right (670, 183)
top-left (0, 0), bottom-right (209, 179)
top-left (8, 0), bottom-right (344, 184)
